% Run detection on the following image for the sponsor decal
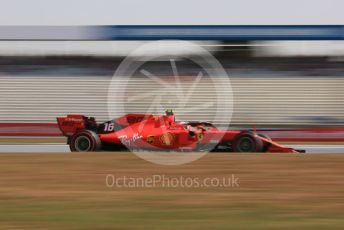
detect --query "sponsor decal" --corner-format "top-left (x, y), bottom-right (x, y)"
top-left (146, 135), bottom-right (155, 144)
top-left (62, 118), bottom-right (83, 126)
top-left (119, 133), bottom-right (143, 146)
top-left (160, 133), bottom-right (175, 146)
top-left (65, 118), bottom-right (83, 122)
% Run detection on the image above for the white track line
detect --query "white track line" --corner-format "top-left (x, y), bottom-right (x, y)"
top-left (1, 144), bottom-right (344, 153)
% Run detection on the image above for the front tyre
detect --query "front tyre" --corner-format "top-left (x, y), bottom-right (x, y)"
top-left (232, 132), bottom-right (263, 152)
top-left (69, 130), bottom-right (102, 152)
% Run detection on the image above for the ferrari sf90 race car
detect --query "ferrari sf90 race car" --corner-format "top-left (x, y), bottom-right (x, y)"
top-left (57, 110), bottom-right (304, 153)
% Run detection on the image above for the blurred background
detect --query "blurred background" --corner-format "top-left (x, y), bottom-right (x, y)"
top-left (1, 2), bottom-right (344, 230)
top-left (1, 26), bottom-right (344, 140)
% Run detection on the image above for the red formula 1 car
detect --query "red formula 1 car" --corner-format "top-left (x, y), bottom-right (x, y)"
top-left (57, 110), bottom-right (304, 153)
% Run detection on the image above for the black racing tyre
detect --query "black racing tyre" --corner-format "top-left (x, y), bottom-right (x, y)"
top-left (232, 131), bottom-right (263, 152)
top-left (257, 133), bottom-right (271, 141)
top-left (69, 130), bottom-right (102, 152)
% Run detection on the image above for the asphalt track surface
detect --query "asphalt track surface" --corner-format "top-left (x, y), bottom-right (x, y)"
top-left (1, 144), bottom-right (344, 153)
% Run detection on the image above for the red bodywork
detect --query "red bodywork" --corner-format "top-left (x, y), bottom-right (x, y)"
top-left (57, 113), bottom-right (304, 153)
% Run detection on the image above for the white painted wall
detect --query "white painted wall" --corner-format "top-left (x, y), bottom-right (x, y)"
top-left (253, 41), bottom-right (344, 57)
top-left (0, 41), bottom-right (220, 56)
top-left (0, 0), bottom-right (342, 25)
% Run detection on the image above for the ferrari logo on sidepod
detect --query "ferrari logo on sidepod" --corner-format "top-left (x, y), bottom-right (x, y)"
top-left (146, 135), bottom-right (155, 144)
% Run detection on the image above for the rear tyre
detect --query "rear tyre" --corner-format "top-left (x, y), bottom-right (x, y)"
top-left (232, 131), bottom-right (263, 152)
top-left (69, 130), bottom-right (102, 152)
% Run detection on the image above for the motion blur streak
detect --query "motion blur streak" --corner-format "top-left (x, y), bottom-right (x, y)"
top-left (0, 76), bottom-right (342, 126)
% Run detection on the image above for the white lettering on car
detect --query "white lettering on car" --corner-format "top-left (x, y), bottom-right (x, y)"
top-left (118, 133), bottom-right (143, 146)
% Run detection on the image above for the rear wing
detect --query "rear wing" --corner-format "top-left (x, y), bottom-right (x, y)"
top-left (56, 114), bottom-right (97, 136)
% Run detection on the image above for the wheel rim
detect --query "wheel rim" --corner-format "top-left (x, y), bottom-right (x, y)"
top-left (237, 137), bottom-right (255, 152)
top-left (75, 136), bottom-right (91, 152)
